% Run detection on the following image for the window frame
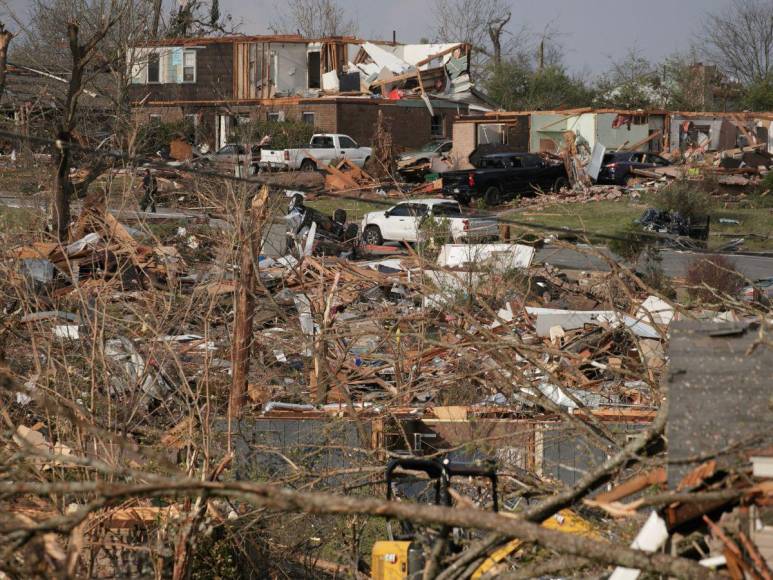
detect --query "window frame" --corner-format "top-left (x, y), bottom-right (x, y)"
top-left (182, 49), bottom-right (196, 83)
top-left (301, 112), bottom-right (316, 126)
top-left (147, 52), bottom-right (161, 84)
top-left (430, 114), bottom-right (445, 139)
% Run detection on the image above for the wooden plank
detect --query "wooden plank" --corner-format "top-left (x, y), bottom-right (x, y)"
top-left (594, 468), bottom-right (666, 504)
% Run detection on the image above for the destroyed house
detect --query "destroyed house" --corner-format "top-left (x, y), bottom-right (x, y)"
top-left (451, 109), bottom-right (669, 164)
top-left (127, 35), bottom-right (490, 151)
top-left (451, 108), bottom-right (773, 164)
top-left (0, 65), bottom-right (114, 152)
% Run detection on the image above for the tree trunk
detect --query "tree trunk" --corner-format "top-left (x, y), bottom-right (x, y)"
top-left (229, 186), bottom-right (270, 421)
top-left (53, 25), bottom-right (84, 241)
top-left (151, 0), bottom-right (163, 37)
top-left (0, 25), bottom-right (12, 104)
top-left (53, 133), bottom-right (74, 241)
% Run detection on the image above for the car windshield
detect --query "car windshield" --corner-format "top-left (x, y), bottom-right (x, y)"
top-left (419, 142), bottom-right (441, 152)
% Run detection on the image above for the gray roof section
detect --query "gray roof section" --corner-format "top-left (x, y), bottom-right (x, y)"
top-left (666, 319), bottom-right (773, 488)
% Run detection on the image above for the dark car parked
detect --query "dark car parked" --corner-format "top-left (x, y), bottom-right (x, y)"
top-left (596, 151), bottom-right (670, 185)
top-left (441, 152), bottom-right (568, 206)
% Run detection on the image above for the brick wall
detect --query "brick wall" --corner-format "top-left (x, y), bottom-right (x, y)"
top-left (336, 103), bottom-right (441, 150)
top-left (128, 43), bottom-right (234, 103)
top-left (133, 106), bottom-right (184, 125)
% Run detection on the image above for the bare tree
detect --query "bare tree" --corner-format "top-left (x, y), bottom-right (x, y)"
top-left (269, 0), bottom-right (357, 38)
top-left (698, 0), bottom-right (773, 84)
top-left (433, 0), bottom-right (518, 69)
top-left (52, 6), bottom-right (124, 240)
top-left (0, 21), bottom-right (11, 103)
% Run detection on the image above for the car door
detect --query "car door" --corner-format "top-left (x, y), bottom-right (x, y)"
top-left (309, 135), bottom-right (335, 165)
top-left (382, 203), bottom-right (424, 241)
top-left (404, 203), bottom-right (428, 242)
top-left (502, 156), bottom-right (526, 195)
top-left (338, 136), bottom-right (364, 166)
top-left (523, 155), bottom-right (552, 191)
top-left (380, 203), bottom-right (411, 240)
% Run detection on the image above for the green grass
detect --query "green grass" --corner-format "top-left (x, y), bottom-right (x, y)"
top-left (503, 197), bottom-right (773, 251)
top-left (306, 196), bottom-right (386, 221)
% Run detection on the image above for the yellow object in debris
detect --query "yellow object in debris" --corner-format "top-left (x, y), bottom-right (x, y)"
top-left (371, 540), bottom-right (412, 580)
top-left (471, 510), bottom-right (599, 579)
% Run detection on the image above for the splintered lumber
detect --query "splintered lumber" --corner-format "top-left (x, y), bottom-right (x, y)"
top-left (593, 468), bottom-right (667, 504)
top-left (324, 158), bottom-right (378, 192)
top-left (229, 186), bottom-right (270, 420)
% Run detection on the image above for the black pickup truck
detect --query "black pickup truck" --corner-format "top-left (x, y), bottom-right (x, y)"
top-left (442, 152), bottom-right (568, 206)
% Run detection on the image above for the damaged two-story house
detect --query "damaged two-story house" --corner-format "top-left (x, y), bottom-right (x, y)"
top-left (127, 34), bottom-right (495, 152)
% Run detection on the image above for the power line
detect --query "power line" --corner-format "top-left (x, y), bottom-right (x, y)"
top-left (0, 127), bottom-right (735, 254)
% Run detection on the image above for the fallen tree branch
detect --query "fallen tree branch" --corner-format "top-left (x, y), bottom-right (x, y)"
top-left (0, 473), bottom-right (719, 580)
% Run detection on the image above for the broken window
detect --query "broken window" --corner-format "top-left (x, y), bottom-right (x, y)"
top-left (183, 50), bottom-right (196, 83)
top-left (477, 123), bottom-right (506, 145)
top-left (431, 114), bottom-right (445, 139)
top-left (147, 53), bottom-right (160, 84)
top-left (267, 112), bottom-right (281, 123)
top-left (302, 112), bottom-right (316, 126)
top-left (307, 51), bottom-right (321, 89)
top-left (149, 114), bottom-right (161, 125)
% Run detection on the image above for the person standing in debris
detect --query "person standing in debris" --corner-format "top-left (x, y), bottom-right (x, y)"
top-left (141, 169), bottom-right (158, 213)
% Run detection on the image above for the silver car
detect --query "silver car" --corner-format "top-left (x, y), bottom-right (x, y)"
top-left (397, 140), bottom-right (453, 171)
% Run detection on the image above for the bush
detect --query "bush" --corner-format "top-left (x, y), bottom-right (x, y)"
top-left (135, 119), bottom-right (195, 156)
top-left (685, 254), bottom-right (745, 303)
top-left (657, 180), bottom-right (713, 221)
top-left (232, 119), bottom-right (317, 150)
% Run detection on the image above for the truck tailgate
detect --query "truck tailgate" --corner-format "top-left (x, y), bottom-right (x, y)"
top-left (260, 149), bottom-right (288, 164)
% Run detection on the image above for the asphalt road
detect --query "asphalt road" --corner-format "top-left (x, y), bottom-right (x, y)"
top-left (536, 245), bottom-right (773, 280)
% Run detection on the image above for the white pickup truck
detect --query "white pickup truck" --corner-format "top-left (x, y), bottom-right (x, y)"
top-left (360, 199), bottom-right (499, 245)
top-left (260, 133), bottom-right (372, 171)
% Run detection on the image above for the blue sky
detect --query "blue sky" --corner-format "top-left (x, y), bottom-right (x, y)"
top-left (1, 0), bottom-right (732, 75)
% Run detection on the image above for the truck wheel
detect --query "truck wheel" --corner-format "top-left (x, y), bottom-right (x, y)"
top-left (363, 225), bottom-right (383, 246)
top-left (484, 187), bottom-right (502, 207)
top-left (552, 176), bottom-right (569, 192)
top-left (300, 159), bottom-right (316, 172)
